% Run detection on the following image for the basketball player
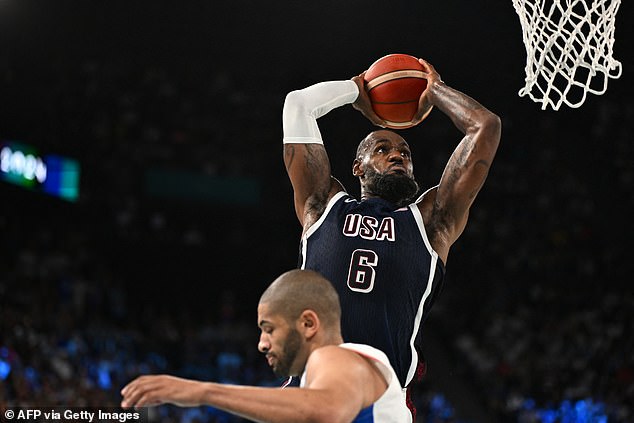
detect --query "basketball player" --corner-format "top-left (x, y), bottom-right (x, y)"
top-left (282, 58), bottom-right (501, 416)
top-left (121, 269), bottom-right (411, 422)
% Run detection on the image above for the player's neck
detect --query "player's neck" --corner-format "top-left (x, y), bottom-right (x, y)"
top-left (360, 188), bottom-right (382, 201)
top-left (313, 331), bottom-right (344, 349)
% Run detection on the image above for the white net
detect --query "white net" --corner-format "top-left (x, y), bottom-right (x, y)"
top-left (512, 0), bottom-right (622, 110)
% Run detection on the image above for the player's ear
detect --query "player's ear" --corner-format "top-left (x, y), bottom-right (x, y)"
top-left (352, 159), bottom-right (364, 178)
top-left (298, 310), bottom-right (320, 339)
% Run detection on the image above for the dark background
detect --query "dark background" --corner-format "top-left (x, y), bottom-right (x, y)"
top-left (1, 0), bottom-right (633, 421)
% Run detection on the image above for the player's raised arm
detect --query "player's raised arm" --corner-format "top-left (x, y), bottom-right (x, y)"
top-left (416, 59), bottom-right (502, 263)
top-left (282, 80), bottom-right (360, 229)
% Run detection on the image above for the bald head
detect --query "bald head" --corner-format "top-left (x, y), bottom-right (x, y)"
top-left (259, 270), bottom-right (342, 329)
top-left (356, 129), bottom-right (409, 160)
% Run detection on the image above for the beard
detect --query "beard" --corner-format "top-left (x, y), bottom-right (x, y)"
top-left (271, 328), bottom-right (302, 378)
top-left (364, 168), bottom-right (419, 208)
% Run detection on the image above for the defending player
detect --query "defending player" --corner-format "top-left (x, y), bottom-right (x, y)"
top-left (121, 269), bottom-right (411, 423)
top-left (282, 58), bottom-right (501, 416)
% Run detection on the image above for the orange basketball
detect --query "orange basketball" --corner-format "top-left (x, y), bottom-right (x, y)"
top-left (363, 54), bottom-right (428, 129)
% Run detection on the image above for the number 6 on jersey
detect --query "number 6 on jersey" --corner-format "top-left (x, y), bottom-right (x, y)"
top-left (347, 249), bottom-right (378, 293)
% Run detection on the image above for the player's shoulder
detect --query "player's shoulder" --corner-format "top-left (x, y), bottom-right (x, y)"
top-left (310, 344), bottom-right (357, 361)
top-left (413, 185), bottom-right (438, 217)
top-left (339, 343), bottom-right (388, 363)
top-left (414, 185), bottom-right (438, 206)
top-left (303, 346), bottom-right (360, 387)
top-left (327, 191), bottom-right (358, 210)
top-left (307, 344), bottom-right (369, 372)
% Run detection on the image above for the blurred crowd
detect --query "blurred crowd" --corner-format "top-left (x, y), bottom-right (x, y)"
top-left (1, 51), bottom-right (633, 423)
top-left (432, 86), bottom-right (634, 421)
top-left (0, 223), bottom-right (276, 422)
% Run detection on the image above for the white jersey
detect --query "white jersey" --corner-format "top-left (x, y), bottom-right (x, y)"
top-left (300, 343), bottom-right (412, 423)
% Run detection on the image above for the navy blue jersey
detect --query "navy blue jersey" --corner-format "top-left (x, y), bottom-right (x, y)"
top-left (299, 191), bottom-right (445, 387)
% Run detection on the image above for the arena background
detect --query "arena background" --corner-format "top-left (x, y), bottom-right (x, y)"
top-left (1, 0), bottom-right (633, 421)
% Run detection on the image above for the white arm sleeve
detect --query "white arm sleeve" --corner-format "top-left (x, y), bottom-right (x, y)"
top-left (282, 80), bottom-right (359, 144)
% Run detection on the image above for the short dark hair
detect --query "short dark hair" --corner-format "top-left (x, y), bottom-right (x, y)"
top-left (259, 269), bottom-right (341, 329)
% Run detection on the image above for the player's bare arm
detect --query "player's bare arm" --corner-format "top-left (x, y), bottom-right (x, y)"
top-left (416, 59), bottom-right (502, 264)
top-left (121, 374), bottom-right (341, 423)
top-left (302, 345), bottom-right (388, 422)
top-left (120, 347), bottom-right (384, 423)
top-left (283, 143), bottom-right (341, 230)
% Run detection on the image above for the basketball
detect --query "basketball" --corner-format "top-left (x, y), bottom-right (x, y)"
top-left (363, 54), bottom-right (429, 129)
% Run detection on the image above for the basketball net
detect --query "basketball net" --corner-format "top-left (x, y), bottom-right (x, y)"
top-left (512, 0), bottom-right (622, 110)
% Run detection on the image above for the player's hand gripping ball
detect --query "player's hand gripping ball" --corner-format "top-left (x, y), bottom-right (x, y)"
top-left (363, 54), bottom-right (431, 129)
